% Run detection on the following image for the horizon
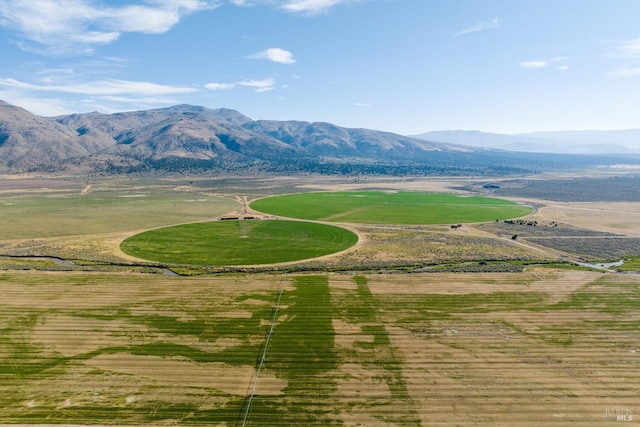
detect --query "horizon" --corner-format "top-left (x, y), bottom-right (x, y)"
top-left (1, 1), bottom-right (640, 135)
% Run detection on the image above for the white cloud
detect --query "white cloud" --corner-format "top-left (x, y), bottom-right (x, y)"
top-left (0, 62), bottom-right (197, 113)
top-left (237, 78), bottom-right (275, 92)
top-left (0, 77), bottom-right (197, 96)
top-left (205, 82), bottom-right (236, 90)
top-left (611, 37), bottom-right (640, 78)
top-left (247, 48), bottom-right (296, 64)
top-left (519, 56), bottom-right (569, 70)
top-left (0, 91), bottom-right (77, 116)
top-left (0, 0), bottom-right (220, 53)
top-left (518, 61), bottom-right (549, 69)
top-left (205, 77), bottom-right (275, 92)
top-left (276, 0), bottom-right (364, 14)
top-left (281, 0), bottom-right (343, 14)
top-left (453, 17), bottom-right (499, 38)
top-left (354, 102), bottom-right (373, 107)
top-left (0, 87), bottom-right (179, 116)
top-left (229, 0), bottom-right (360, 14)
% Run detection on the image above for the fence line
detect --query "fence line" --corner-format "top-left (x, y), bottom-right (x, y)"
top-left (236, 276), bottom-right (286, 427)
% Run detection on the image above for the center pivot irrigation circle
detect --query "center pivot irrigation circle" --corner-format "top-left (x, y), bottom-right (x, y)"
top-left (249, 191), bottom-right (533, 224)
top-left (120, 219), bottom-right (358, 266)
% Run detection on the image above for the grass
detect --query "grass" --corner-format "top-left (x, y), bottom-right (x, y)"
top-left (0, 272), bottom-right (275, 424)
top-left (250, 191), bottom-right (533, 224)
top-left (246, 276), bottom-right (341, 425)
top-left (546, 275), bottom-right (640, 314)
top-left (619, 255), bottom-right (640, 271)
top-left (0, 190), bottom-right (238, 239)
top-left (121, 219), bottom-right (358, 265)
top-left (330, 276), bottom-right (421, 425)
top-left (388, 291), bottom-right (549, 324)
top-left (2, 270), bottom-right (640, 425)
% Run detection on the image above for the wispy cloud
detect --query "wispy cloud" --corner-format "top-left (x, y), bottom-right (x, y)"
top-left (205, 82), bottom-right (236, 90)
top-left (519, 60), bottom-right (549, 69)
top-left (453, 17), bottom-right (499, 38)
top-left (611, 37), bottom-right (640, 77)
top-left (233, 0), bottom-right (356, 15)
top-left (0, 91), bottom-right (79, 116)
top-left (613, 66), bottom-right (640, 77)
top-left (281, 0), bottom-right (344, 14)
top-left (0, 0), bottom-right (220, 53)
top-left (237, 78), bottom-right (276, 92)
top-left (518, 57), bottom-right (569, 71)
top-left (615, 37), bottom-right (640, 58)
top-left (206, 77), bottom-right (275, 92)
top-left (0, 61), bottom-right (197, 114)
top-left (247, 48), bottom-right (296, 64)
top-left (0, 77), bottom-right (197, 96)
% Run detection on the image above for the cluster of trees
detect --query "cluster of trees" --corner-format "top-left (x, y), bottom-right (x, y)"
top-left (503, 219), bottom-right (539, 226)
top-left (91, 155), bottom-right (534, 177)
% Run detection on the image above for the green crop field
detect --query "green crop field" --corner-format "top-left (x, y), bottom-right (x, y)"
top-left (120, 220), bottom-right (358, 265)
top-left (250, 191), bottom-right (532, 224)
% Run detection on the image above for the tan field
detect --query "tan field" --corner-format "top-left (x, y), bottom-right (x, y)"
top-left (536, 202), bottom-right (640, 236)
top-left (1, 269), bottom-right (639, 426)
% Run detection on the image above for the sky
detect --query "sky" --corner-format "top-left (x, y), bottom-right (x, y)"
top-left (1, 0), bottom-right (640, 135)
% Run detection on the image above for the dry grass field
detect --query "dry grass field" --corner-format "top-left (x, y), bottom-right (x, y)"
top-left (1, 174), bottom-right (640, 426)
top-left (536, 202), bottom-right (640, 236)
top-left (1, 270), bottom-right (638, 426)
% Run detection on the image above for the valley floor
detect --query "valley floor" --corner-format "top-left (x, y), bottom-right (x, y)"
top-left (1, 173), bottom-right (639, 425)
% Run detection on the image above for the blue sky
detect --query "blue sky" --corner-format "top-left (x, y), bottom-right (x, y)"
top-left (1, 0), bottom-right (640, 134)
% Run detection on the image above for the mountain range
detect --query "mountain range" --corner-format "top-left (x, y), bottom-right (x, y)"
top-left (412, 129), bottom-right (640, 154)
top-left (1, 100), bottom-right (638, 176)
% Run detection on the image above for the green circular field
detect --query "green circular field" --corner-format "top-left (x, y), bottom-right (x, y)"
top-left (120, 220), bottom-right (358, 266)
top-left (250, 191), bottom-right (532, 224)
